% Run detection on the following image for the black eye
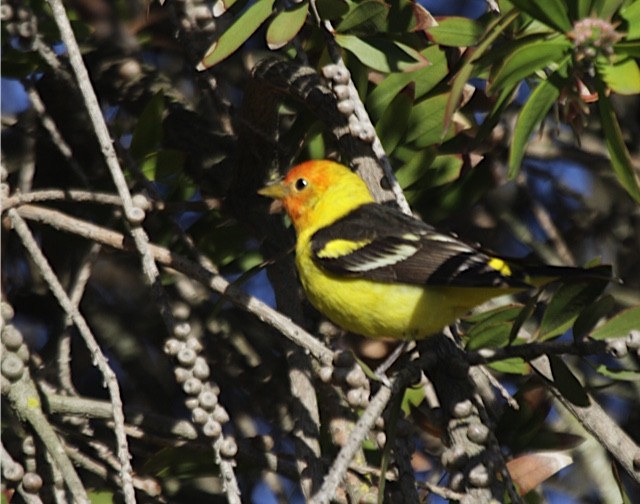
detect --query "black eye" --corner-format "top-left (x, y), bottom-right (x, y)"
top-left (295, 178), bottom-right (308, 191)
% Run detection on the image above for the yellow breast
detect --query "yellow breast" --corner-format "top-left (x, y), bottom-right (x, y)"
top-left (295, 239), bottom-right (506, 340)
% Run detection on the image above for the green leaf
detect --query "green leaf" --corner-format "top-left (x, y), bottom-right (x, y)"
top-left (590, 306), bottom-right (640, 340)
top-left (130, 92), bottom-right (165, 161)
top-left (572, 295), bottom-right (615, 340)
top-left (464, 303), bottom-right (524, 324)
top-left (466, 322), bottom-right (513, 350)
top-left (266, 1), bottom-right (309, 50)
top-left (157, 149), bottom-right (186, 180)
top-left (198, 0), bottom-right (276, 69)
top-left (375, 86), bottom-right (413, 153)
top-left (538, 280), bottom-right (609, 341)
top-left (568, 0), bottom-right (594, 20)
top-left (394, 147), bottom-right (436, 189)
top-left (592, 0), bottom-right (625, 20)
top-left (365, 45), bottom-right (447, 120)
top-left (406, 93), bottom-right (452, 147)
top-left (614, 41), bottom-right (640, 57)
top-left (548, 355), bottom-right (590, 406)
top-left (426, 16), bottom-right (484, 47)
top-left (594, 78), bottom-right (640, 202)
top-left (420, 154), bottom-right (464, 188)
top-left (509, 0), bottom-right (573, 32)
top-left (488, 36), bottom-right (571, 94)
top-left (335, 0), bottom-right (389, 35)
top-left (212, 0), bottom-right (242, 17)
top-left (509, 293), bottom-right (540, 344)
top-left (619, 0), bottom-right (640, 40)
top-left (489, 357), bottom-right (530, 374)
top-left (0, 46), bottom-right (41, 78)
top-left (597, 56), bottom-right (640, 95)
top-left (315, 0), bottom-right (349, 20)
top-left (508, 60), bottom-right (569, 178)
top-left (401, 385), bottom-right (426, 416)
top-left (444, 9), bottom-right (519, 129)
top-left (86, 491), bottom-right (115, 504)
top-left (335, 34), bottom-right (427, 73)
top-left (465, 305), bottom-right (524, 350)
top-left (594, 365), bottom-right (640, 381)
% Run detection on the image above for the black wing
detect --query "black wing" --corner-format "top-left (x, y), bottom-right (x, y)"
top-left (310, 203), bottom-right (530, 288)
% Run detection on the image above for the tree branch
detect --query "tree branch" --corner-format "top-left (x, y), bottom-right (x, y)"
top-left (12, 203), bottom-right (335, 366)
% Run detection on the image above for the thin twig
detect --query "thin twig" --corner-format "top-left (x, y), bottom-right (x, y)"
top-left (24, 82), bottom-right (90, 187)
top-left (531, 356), bottom-right (640, 484)
top-left (13, 204), bottom-right (335, 365)
top-left (309, 384), bottom-right (393, 504)
top-left (309, 353), bottom-right (434, 504)
top-left (2, 352), bottom-right (89, 502)
top-left (44, 391), bottom-right (199, 440)
top-left (46, 0), bottom-right (243, 499)
top-left (58, 241), bottom-right (103, 394)
top-left (7, 209), bottom-right (132, 503)
top-left (466, 338), bottom-right (613, 365)
top-left (3, 189), bottom-right (221, 213)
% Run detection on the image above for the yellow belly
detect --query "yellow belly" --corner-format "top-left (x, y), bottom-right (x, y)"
top-left (296, 250), bottom-right (512, 340)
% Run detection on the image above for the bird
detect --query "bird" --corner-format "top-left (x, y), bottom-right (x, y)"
top-left (258, 160), bottom-right (610, 340)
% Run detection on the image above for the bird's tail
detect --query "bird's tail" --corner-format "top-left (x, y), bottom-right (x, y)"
top-left (521, 263), bottom-right (615, 288)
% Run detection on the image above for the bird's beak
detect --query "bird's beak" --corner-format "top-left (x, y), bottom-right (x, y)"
top-left (258, 182), bottom-right (288, 200)
top-left (258, 181), bottom-right (287, 214)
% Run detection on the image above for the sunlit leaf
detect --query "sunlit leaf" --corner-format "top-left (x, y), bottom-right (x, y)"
top-left (393, 147), bottom-right (436, 189)
top-left (507, 451), bottom-right (573, 495)
top-left (444, 9), bottom-right (519, 129)
top-left (87, 491), bottom-right (116, 504)
top-left (537, 280), bottom-right (608, 341)
top-left (572, 294), bottom-right (615, 340)
top-left (595, 365), bottom-right (640, 381)
top-left (335, 34), bottom-right (427, 73)
top-left (375, 86), bottom-right (413, 153)
top-left (335, 0), bottom-right (389, 35)
top-left (595, 78), bottom-right (640, 202)
top-left (406, 93), bottom-right (452, 147)
top-left (597, 56), bottom-right (640, 95)
top-left (426, 16), bottom-right (484, 47)
top-left (366, 45), bottom-right (447, 120)
top-left (590, 306), bottom-right (640, 340)
top-left (548, 355), bottom-right (590, 406)
top-left (212, 0), bottom-right (241, 17)
top-left (592, 0), bottom-right (625, 20)
top-left (619, 0), bottom-right (640, 40)
top-left (466, 322), bottom-right (512, 350)
top-left (509, 293), bottom-right (540, 344)
top-left (508, 60), bottom-right (569, 178)
top-left (266, 1), bottom-right (309, 50)
top-left (509, 0), bottom-right (572, 32)
top-left (614, 41), bottom-right (640, 57)
top-left (401, 385), bottom-right (426, 416)
top-left (488, 36), bottom-right (571, 94)
top-left (489, 357), bottom-right (530, 374)
top-left (198, 0), bottom-right (276, 70)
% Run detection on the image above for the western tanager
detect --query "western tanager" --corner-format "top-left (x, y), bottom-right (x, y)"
top-left (259, 160), bottom-right (608, 340)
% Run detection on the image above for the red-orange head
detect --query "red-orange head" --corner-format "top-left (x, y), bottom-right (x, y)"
top-left (258, 160), bottom-right (374, 234)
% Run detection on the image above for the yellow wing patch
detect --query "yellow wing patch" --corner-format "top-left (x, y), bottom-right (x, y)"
top-left (316, 239), bottom-right (372, 259)
top-left (487, 257), bottom-right (512, 277)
